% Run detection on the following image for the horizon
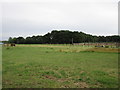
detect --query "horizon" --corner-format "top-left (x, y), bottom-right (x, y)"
top-left (1, 0), bottom-right (119, 41)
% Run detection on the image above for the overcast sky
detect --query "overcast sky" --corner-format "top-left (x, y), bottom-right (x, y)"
top-left (0, 0), bottom-right (119, 40)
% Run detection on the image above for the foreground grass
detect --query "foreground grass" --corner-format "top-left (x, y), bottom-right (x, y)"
top-left (0, 45), bottom-right (2, 89)
top-left (2, 44), bottom-right (118, 88)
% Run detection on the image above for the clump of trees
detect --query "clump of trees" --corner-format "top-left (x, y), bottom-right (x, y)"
top-left (8, 30), bottom-right (120, 44)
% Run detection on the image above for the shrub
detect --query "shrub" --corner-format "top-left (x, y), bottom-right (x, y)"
top-left (105, 46), bottom-right (109, 48)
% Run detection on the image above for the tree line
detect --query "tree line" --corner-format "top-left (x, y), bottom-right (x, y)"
top-left (8, 30), bottom-right (120, 44)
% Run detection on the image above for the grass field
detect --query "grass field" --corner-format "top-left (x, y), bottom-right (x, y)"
top-left (0, 45), bottom-right (2, 89)
top-left (2, 44), bottom-right (119, 88)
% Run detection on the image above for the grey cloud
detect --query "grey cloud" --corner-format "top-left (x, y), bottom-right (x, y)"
top-left (1, 0), bottom-right (118, 40)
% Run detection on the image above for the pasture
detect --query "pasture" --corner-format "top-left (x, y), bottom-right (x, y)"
top-left (2, 44), bottom-right (119, 88)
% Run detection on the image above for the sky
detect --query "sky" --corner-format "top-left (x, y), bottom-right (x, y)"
top-left (0, 0), bottom-right (119, 40)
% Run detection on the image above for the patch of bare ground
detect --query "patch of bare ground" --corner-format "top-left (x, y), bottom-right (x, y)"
top-left (43, 75), bottom-right (69, 82)
top-left (43, 75), bottom-right (57, 81)
top-left (57, 78), bottom-right (69, 82)
top-left (108, 71), bottom-right (118, 77)
top-left (92, 82), bottom-right (103, 88)
top-left (61, 85), bottom-right (70, 88)
top-left (43, 73), bottom-right (90, 88)
top-left (74, 82), bottom-right (89, 88)
top-left (85, 47), bottom-right (119, 53)
top-left (3, 80), bottom-right (13, 86)
top-left (80, 71), bottom-right (85, 74)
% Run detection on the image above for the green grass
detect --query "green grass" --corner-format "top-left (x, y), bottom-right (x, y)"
top-left (0, 45), bottom-right (2, 89)
top-left (2, 44), bottom-right (119, 88)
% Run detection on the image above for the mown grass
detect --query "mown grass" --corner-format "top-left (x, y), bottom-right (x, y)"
top-left (2, 44), bottom-right (119, 88)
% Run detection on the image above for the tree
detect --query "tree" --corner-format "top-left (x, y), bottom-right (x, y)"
top-left (7, 30), bottom-right (120, 44)
top-left (8, 37), bottom-right (13, 43)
